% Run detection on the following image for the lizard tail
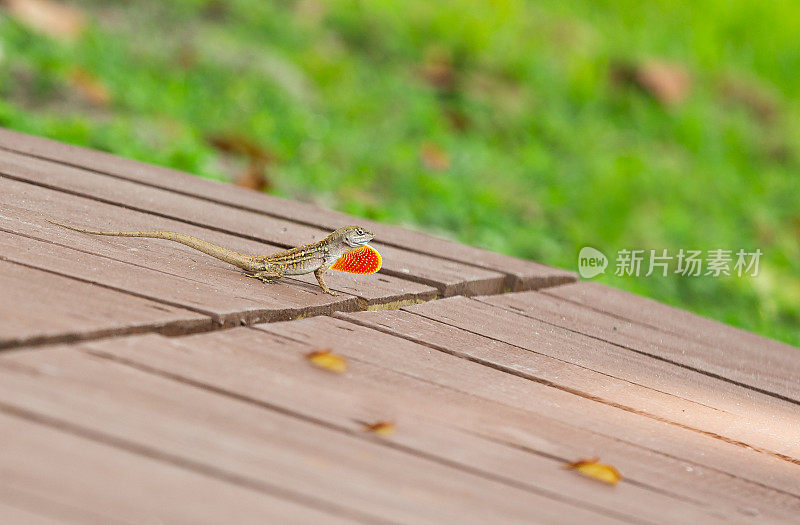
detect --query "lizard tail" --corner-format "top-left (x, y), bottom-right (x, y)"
top-left (47, 220), bottom-right (263, 272)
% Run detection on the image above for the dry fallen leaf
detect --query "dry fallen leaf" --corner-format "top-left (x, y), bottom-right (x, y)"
top-left (420, 142), bottom-right (450, 172)
top-left (306, 349), bottom-right (347, 373)
top-left (363, 421), bottom-right (396, 436)
top-left (565, 457), bottom-right (622, 485)
top-left (69, 68), bottom-right (111, 106)
top-left (420, 47), bottom-right (455, 92)
top-left (4, 0), bottom-right (86, 41)
top-left (612, 60), bottom-right (690, 107)
top-left (207, 133), bottom-right (274, 192)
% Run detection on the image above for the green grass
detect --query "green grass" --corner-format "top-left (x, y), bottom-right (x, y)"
top-left (1, 0), bottom-right (798, 345)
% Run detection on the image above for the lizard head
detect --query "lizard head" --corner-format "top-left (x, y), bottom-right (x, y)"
top-left (336, 226), bottom-right (374, 248)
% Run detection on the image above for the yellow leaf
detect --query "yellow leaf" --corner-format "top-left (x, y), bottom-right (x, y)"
top-left (364, 421), bottom-right (396, 436)
top-left (306, 349), bottom-right (347, 373)
top-left (565, 457), bottom-right (622, 485)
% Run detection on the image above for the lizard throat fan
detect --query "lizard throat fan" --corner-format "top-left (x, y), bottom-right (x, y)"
top-left (330, 245), bottom-right (382, 274)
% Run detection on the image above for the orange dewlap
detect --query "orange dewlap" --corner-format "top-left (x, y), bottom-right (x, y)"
top-left (330, 245), bottom-right (382, 275)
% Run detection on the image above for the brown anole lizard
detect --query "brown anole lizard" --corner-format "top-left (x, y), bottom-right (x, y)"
top-left (48, 220), bottom-right (375, 296)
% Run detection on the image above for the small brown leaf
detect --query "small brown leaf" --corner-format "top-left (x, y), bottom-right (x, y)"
top-left (5, 0), bottom-right (86, 41)
top-left (306, 349), bottom-right (347, 373)
top-left (612, 60), bottom-right (690, 107)
top-left (420, 47), bottom-right (455, 92)
top-left (207, 134), bottom-right (271, 161)
top-left (207, 134), bottom-right (274, 192)
top-left (420, 142), bottom-right (450, 172)
top-left (718, 75), bottom-right (777, 123)
top-left (364, 421), bottom-right (396, 436)
top-left (69, 68), bottom-right (111, 106)
top-left (565, 457), bottom-right (622, 485)
top-left (234, 159), bottom-right (272, 192)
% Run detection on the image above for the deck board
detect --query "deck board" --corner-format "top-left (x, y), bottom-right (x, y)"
top-left (0, 150), bottom-right (506, 296)
top-left (80, 329), bottom-right (800, 522)
top-left (540, 283), bottom-right (800, 401)
top-left (0, 412), bottom-right (355, 524)
top-left (337, 300), bottom-right (800, 458)
top-left (0, 260), bottom-right (209, 349)
top-left (0, 176), bottom-right (437, 334)
top-left (256, 316), bottom-right (800, 498)
top-left (0, 127), bottom-right (576, 291)
top-left (0, 347), bottom-right (617, 525)
top-left (370, 296), bottom-right (800, 459)
top-left (1, 127), bottom-right (797, 523)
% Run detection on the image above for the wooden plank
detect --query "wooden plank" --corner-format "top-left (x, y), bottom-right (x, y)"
top-left (0, 348), bottom-right (612, 525)
top-left (338, 305), bottom-right (800, 461)
top-left (541, 283), bottom-right (800, 401)
top-left (255, 316), bottom-right (800, 507)
top-left (79, 330), bottom-right (744, 524)
top-left (0, 260), bottom-right (209, 349)
top-left (546, 281), bottom-right (799, 355)
top-left (0, 127), bottom-right (576, 291)
top-left (0, 175), bottom-right (436, 319)
top-left (0, 149), bottom-right (505, 296)
top-left (0, 412), bottom-right (352, 524)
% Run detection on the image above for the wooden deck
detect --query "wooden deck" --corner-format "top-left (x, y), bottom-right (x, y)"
top-left (0, 127), bottom-right (798, 524)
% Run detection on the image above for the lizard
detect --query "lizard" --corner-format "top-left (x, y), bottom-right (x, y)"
top-left (48, 220), bottom-right (375, 296)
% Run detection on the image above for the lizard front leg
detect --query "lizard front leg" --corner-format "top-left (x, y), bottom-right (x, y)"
top-left (314, 266), bottom-right (338, 296)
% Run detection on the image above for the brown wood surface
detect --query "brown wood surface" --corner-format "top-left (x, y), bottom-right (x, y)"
top-left (0, 412), bottom-right (353, 524)
top-left (0, 127), bottom-right (576, 291)
top-left (257, 317), bottom-right (800, 499)
top-left (1, 127), bottom-right (797, 523)
top-left (0, 175), bottom-right (439, 340)
top-left (541, 283), bottom-right (800, 401)
top-left (85, 328), bottom-right (800, 522)
top-left (374, 295), bottom-right (800, 459)
top-left (0, 149), bottom-right (506, 296)
top-left (0, 347), bottom-right (616, 525)
top-left (0, 260), bottom-right (209, 349)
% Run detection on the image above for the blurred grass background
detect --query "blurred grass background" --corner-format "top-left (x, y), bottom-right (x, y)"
top-left (0, 0), bottom-right (797, 345)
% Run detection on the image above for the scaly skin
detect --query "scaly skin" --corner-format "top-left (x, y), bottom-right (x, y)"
top-left (48, 220), bottom-right (375, 296)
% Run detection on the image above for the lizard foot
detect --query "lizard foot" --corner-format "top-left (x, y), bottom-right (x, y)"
top-left (245, 271), bottom-right (280, 283)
